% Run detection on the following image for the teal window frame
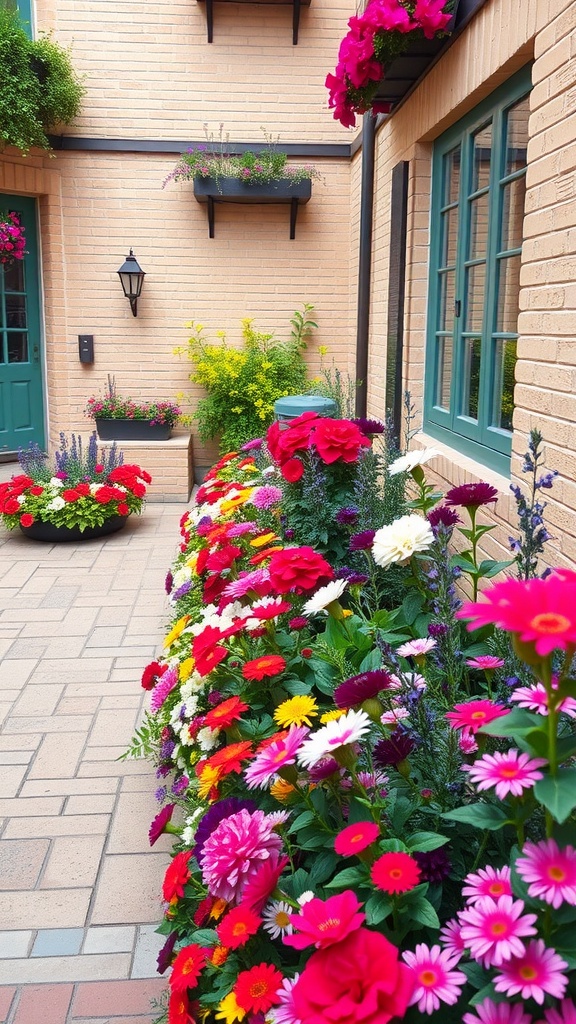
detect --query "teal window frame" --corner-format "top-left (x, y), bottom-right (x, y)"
top-left (423, 65), bottom-right (532, 475)
top-left (7, 0), bottom-right (33, 37)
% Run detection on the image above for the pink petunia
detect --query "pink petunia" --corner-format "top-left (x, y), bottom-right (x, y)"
top-left (458, 895), bottom-right (537, 967)
top-left (493, 940), bottom-right (568, 1004)
top-left (462, 865), bottom-right (512, 903)
top-left (402, 943), bottom-right (466, 1015)
top-left (462, 749), bottom-right (547, 800)
top-left (516, 839), bottom-right (576, 909)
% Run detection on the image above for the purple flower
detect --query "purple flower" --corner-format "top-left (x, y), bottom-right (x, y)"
top-left (352, 417), bottom-right (385, 436)
top-left (207, 690), bottom-right (224, 706)
top-left (241, 437), bottom-right (264, 451)
top-left (414, 847), bottom-right (451, 883)
top-left (334, 669), bottom-right (394, 708)
top-left (349, 529), bottom-right (376, 552)
top-left (172, 580), bottom-right (192, 601)
top-left (427, 505), bottom-right (461, 529)
top-left (155, 786), bottom-right (167, 803)
top-left (157, 930), bottom-right (177, 974)
top-left (428, 622), bottom-right (449, 638)
top-left (308, 757), bottom-right (341, 781)
top-left (171, 776), bottom-right (189, 796)
top-left (164, 571), bottom-right (173, 595)
top-left (445, 482), bottom-right (499, 509)
top-left (251, 485), bottom-right (283, 510)
top-left (373, 729), bottom-right (415, 768)
top-left (149, 803), bottom-right (175, 845)
top-left (336, 567), bottom-right (369, 586)
top-left (335, 506), bottom-right (359, 526)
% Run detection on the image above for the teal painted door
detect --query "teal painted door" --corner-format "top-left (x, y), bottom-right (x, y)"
top-left (0, 195), bottom-right (45, 454)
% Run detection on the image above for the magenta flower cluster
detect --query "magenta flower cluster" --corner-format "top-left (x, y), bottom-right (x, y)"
top-left (0, 211), bottom-right (26, 265)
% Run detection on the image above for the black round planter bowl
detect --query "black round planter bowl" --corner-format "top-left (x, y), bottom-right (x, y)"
top-left (19, 515), bottom-right (129, 543)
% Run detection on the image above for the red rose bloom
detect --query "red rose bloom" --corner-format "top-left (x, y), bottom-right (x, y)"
top-left (313, 419), bottom-right (371, 465)
top-left (291, 927), bottom-right (415, 1024)
top-left (162, 850), bottom-right (192, 903)
top-left (20, 513), bottom-right (35, 528)
top-left (281, 458), bottom-right (305, 483)
top-left (268, 547), bottom-right (334, 594)
top-left (141, 660), bottom-right (168, 691)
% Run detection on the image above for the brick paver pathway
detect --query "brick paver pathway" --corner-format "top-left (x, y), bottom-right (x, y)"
top-left (0, 500), bottom-right (190, 1022)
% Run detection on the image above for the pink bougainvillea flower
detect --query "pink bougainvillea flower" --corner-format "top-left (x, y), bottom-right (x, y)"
top-left (466, 655), bottom-right (506, 670)
top-left (244, 725), bottom-right (309, 790)
top-left (516, 839), bottom-right (576, 909)
top-left (463, 998), bottom-right (533, 1024)
top-left (493, 940), bottom-right (569, 1004)
top-left (334, 820), bottom-right (380, 856)
top-left (462, 749), bottom-right (547, 800)
top-left (457, 574), bottom-right (576, 657)
top-left (402, 943), bottom-right (466, 1015)
top-left (446, 700), bottom-right (509, 734)
top-left (283, 890), bottom-right (365, 950)
top-left (458, 895), bottom-right (537, 967)
top-left (461, 865), bottom-right (512, 903)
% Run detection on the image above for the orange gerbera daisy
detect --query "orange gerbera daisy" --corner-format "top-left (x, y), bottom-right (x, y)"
top-left (204, 696), bottom-right (249, 730)
top-left (206, 741), bottom-right (254, 775)
top-left (234, 963), bottom-right (284, 1014)
top-left (242, 655), bottom-right (286, 681)
top-left (217, 905), bottom-right (262, 949)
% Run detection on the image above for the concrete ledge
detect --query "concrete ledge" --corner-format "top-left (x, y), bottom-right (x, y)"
top-left (99, 431), bottom-right (194, 502)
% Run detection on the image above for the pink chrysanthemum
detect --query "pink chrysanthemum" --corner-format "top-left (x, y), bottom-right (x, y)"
top-left (462, 865), bottom-right (512, 903)
top-left (462, 749), bottom-right (547, 800)
top-left (439, 918), bottom-right (465, 958)
top-left (458, 574), bottom-right (576, 657)
top-left (446, 700), bottom-right (509, 734)
top-left (396, 637), bottom-right (437, 658)
top-left (222, 569), bottom-right (270, 600)
top-left (402, 943), bottom-right (466, 1014)
top-left (149, 667), bottom-right (179, 712)
top-left (466, 656), bottom-right (506, 670)
top-left (201, 808), bottom-right (283, 904)
top-left (458, 895), bottom-right (537, 967)
top-left (536, 999), bottom-right (576, 1024)
top-left (463, 997), bottom-right (534, 1024)
top-left (493, 940), bottom-right (568, 1004)
top-left (244, 725), bottom-right (309, 790)
top-left (516, 839), bottom-right (576, 909)
top-left (510, 682), bottom-right (576, 718)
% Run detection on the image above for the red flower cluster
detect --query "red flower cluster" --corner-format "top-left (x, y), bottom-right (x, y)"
top-left (0, 211), bottom-right (26, 264)
top-left (0, 474), bottom-right (33, 516)
top-left (267, 412), bottom-right (371, 481)
top-left (326, 0), bottom-right (452, 128)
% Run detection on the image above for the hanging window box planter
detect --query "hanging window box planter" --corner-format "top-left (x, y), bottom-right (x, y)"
top-left (196, 0), bottom-right (312, 45)
top-left (193, 176), bottom-right (312, 239)
top-left (94, 418), bottom-right (172, 441)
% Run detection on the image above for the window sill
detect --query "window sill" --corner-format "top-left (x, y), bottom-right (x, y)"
top-left (412, 431), bottom-right (512, 497)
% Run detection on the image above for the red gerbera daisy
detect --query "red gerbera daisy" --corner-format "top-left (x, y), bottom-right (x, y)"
top-left (206, 741), bottom-right (253, 776)
top-left (163, 851), bottom-right (192, 903)
top-left (168, 989), bottom-right (194, 1024)
top-left (216, 905), bottom-right (262, 949)
top-left (204, 696), bottom-right (249, 730)
top-left (234, 962), bottom-right (284, 1014)
top-left (371, 851), bottom-right (421, 894)
top-left (169, 943), bottom-right (207, 993)
top-left (335, 820), bottom-right (380, 856)
top-left (242, 655), bottom-right (287, 681)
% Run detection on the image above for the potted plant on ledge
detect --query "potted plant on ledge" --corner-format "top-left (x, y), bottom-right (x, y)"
top-left (86, 376), bottom-right (182, 441)
top-left (0, 433), bottom-right (151, 543)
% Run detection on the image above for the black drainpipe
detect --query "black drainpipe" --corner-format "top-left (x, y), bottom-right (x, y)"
top-left (355, 111), bottom-right (376, 418)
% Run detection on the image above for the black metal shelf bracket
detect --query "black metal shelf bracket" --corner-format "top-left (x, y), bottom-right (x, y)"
top-left (200, 0), bottom-right (307, 45)
top-left (202, 195), bottom-right (302, 238)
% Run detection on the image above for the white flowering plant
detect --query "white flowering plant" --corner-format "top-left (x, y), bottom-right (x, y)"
top-left (0, 432), bottom-right (151, 532)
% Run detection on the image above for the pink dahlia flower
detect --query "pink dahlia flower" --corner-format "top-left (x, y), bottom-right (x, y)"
top-left (516, 839), bottom-right (576, 909)
top-left (201, 808), bottom-right (283, 904)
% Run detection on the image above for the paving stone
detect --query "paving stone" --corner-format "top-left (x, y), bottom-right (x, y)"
top-left (131, 925), bottom-right (165, 978)
top-left (29, 657), bottom-right (114, 685)
top-left (5, 638), bottom-right (49, 659)
top-left (96, 606), bottom-right (133, 626)
top-left (0, 705), bottom-right (12, 729)
top-left (82, 746), bottom-right (132, 762)
top-left (70, 978), bottom-right (165, 1017)
top-left (3, 814), bottom-right (110, 839)
top-left (44, 636), bottom-right (87, 659)
top-left (64, 794), bottom-right (117, 815)
top-left (108, 791), bottom-right (171, 855)
top-left (0, 563), bottom-right (37, 588)
top-left (0, 734), bottom-right (42, 751)
top-left (2, 953), bottom-right (131, 983)
top-left (40, 835), bottom-right (106, 889)
top-left (0, 888), bottom-right (91, 929)
top-left (5, 715), bottom-right (94, 734)
top-left (32, 927), bottom-right (85, 957)
top-left (12, 684), bottom-right (64, 717)
top-left (83, 925), bottom-right (136, 954)
top-left (27, 733), bottom-right (88, 778)
top-left (0, 796), bottom-right (63, 817)
top-left (0, 750), bottom-right (33, 765)
top-left (39, 587), bottom-right (80, 608)
top-left (0, 838), bottom-right (50, 890)
top-left (86, 627), bottom-right (126, 647)
top-left (0, 986), bottom-right (16, 1022)
top-left (78, 760), bottom-right (151, 778)
top-left (23, 777), bottom-right (118, 798)
top-left (0, 930), bottom-right (33, 958)
top-left (90, 854), bottom-right (167, 924)
top-left (56, 696), bottom-right (101, 715)
top-left (88, 709), bottom-right (138, 747)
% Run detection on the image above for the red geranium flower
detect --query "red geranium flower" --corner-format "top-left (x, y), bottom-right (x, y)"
top-left (117, 502), bottom-right (129, 516)
top-left (277, 411), bottom-right (321, 458)
top-left (141, 660), bottom-right (168, 691)
top-left (216, 905), bottom-right (261, 949)
top-left (268, 547), bottom-right (334, 595)
top-left (334, 821), bottom-right (380, 856)
top-left (19, 513), bottom-right (35, 528)
top-left (3, 498), bottom-right (20, 514)
top-left (169, 943), bottom-right (207, 993)
top-left (313, 419), bottom-right (371, 465)
top-left (204, 696), bottom-right (249, 730)
top-left (29, 485), bottom-right (44, 496)
top-left (162, 850), bottom-right (192, 902)
top-left (242, 655), bottom-right (286, 681)
top-left (281, 458), bottom-right (305, 483)
top-left (371, 851), bottom-right (421, 894)
top-left (234, 963), bottom-right (284, 1014)
top-left (195, 644), bottom-right (228, 677)
top-left (62, 489), bottom-right (81, 502)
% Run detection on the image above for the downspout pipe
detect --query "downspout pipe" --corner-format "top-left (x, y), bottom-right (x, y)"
top-left (355, 110), bottom-right (376, 418)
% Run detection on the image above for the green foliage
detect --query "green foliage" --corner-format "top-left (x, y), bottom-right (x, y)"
top-left (178, 305), bottom-right (316, 452)
top-left (0, 8), bottom-right (84, 153)
top-left (118, 711), bottom-right (162, 762)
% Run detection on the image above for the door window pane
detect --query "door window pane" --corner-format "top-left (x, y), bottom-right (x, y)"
top-left (441, 207), bottom-right (458, 267)
top-left (501, 176), bottom-right (526, 251)
top-left (462, 337), bottom-right (481, 420)
top-left (469, 193), bottom-right (489, 258)
top-left (473, 123), bottom-right (492, 191)
top-left (506, 96), bottom-right (530, 175)
top-left (497, 254), bottom-right (522, 332)
top-left (439, 270), bottom-right (455, 330)
top-left (493, 339), bottom-right (517, 431)
top-left (466, 263), bottom-right (486, 331)
top-left (7, 332), bottom-right (28, 363)
top-left (3, 261), bottom-right (24, 292)
top-left (436, 336), bottom-right (453, 409)
top-left (6, 294), bottom-right (26, 328)
top-left (444, 146), bottom-right (461, 204)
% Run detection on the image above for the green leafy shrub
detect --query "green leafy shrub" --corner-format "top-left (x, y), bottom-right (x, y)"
top-left (178, 304), bottom-right (317, 452)
top-left (0, 8), bottom-right (84, 153)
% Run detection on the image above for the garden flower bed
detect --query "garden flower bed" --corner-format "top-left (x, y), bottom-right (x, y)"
top-left (131, 415), bottom-right (576, 1024)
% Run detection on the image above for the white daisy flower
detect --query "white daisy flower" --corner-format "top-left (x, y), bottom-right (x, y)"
top-left (262, 900), bottom-right (294, 939)
top-left (297, 709), bottom-right (371, 769)
top-left (297, 891), bottom-right (314, 906)
top-left (303, 579), bottom-right (347, 616)
top-left (372, 514), bottom-right (434, 568)
top-left (388, 448), bottom-right (441, 476)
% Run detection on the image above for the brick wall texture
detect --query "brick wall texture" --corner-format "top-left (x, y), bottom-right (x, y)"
top-left (0, 0), bottom-right (575, 557)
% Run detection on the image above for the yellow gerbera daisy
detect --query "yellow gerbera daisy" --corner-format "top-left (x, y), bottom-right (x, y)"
top-left (197, 763), bottom-right (223, 799)
top-left (274, 694), bottom-right (319, 728)
top-left (210, 898), bottom-right (228, 920)
top-left (215, 992), bottom-right (246, 1024)
top-left (250, 532), bottom-right (279, 548)
top-left (269, 777), bottom-right (296, 802)
top-left (179, 657), bottom-right (195, 682)
top-left (320, 708), bottom-right (348, 724)
top-left (163, 614), bottom-right (190, 649)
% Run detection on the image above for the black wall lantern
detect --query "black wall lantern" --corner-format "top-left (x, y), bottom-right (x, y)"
top-left (117, 249), bottom-right (145, 317)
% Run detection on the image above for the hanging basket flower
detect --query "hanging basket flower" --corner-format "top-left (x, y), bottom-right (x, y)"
top-left (326, 0), bottom-right (455, 128)
top-left (0, 211), bottom-right (26, 266)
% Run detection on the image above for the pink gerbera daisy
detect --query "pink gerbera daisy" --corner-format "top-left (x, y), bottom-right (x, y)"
top-left (463, 997), bottom-right (533, 1024)
top-left (536, 999), bottom-right (576, 1024)
top-left (244, 725), bottom-right (309, 790)
top-left (493, 940), bottom-right (568, 1004)
top-left (462, 749), bottom-right (547, 800)
top-left (466, 656), bottom-right (506, 670)
top-left (446, 700), bottom-right (509, 734)
top-left (402, 943), bottom-right (466, 1014)
top-left (510, 682), bottom-right (576, 718)
top-left (516, 839), bottom-right (576, 909)
top-left (334, 820), bottom-right (380, 856)
top-left (462, 865), bottom-right (512, 903)
top-left (241, 853), bottom-right (290, 913)
top-left (439, 917), bottom-right (465, 958)
top-left (458, 895), bottom-right (537, 967)
top-left (221, 569), bottom-right (271, 600)
top-left (396, 637), bottom-right (437, 658)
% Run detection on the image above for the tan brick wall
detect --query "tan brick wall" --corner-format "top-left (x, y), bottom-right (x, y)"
top-left (363, 0), bottom-right (576, 570)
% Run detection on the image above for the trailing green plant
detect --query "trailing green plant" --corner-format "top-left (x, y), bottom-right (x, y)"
top-left (0, 8), bottom-right (84, 153)
top-left (177, 304), bottom-right (317, 452)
